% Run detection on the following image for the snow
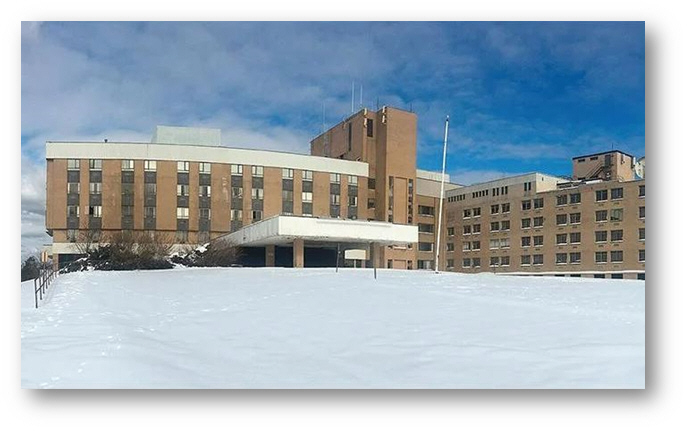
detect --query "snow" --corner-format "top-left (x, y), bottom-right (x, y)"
top-left (21, 268), bottom-right (644, 389)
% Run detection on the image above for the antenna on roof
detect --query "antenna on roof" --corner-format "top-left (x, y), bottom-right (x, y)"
top-left (351, 81), bottom-right (355, 113)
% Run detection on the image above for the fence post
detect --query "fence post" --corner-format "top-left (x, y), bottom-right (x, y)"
top-left (34, 278), bottom-right (38, 309)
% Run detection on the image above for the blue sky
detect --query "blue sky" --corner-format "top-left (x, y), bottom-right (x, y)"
top-left (20, 21), bottom-right (645, 256)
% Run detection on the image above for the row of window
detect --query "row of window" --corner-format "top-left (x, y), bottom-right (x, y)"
top-left (67, 159), bottom-right (361, 184)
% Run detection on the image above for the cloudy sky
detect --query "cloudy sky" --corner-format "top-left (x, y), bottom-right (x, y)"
top-left (20, 21), bottom-right (645, 257)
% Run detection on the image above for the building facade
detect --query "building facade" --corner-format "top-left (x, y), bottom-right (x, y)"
top-left (44, 108), bottom-right (645, 279)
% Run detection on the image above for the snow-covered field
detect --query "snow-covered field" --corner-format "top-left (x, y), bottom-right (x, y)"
top-left (21, 268), bottom-right (644, 389)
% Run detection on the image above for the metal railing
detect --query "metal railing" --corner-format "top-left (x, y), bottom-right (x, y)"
top-left (34, 266), bottom-right (58, 309)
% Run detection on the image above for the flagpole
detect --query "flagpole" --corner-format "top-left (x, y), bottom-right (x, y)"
top-left (435, 116), bottom-right (449, 274)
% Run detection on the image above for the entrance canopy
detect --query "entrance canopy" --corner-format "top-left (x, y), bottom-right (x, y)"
top-left (216, 215), bottom-right (418, 247)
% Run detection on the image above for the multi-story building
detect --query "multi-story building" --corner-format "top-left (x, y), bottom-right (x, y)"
top-left (443, 152), bottom-right (645, 280)
top-left (44, 106), bottom-right (645, 279)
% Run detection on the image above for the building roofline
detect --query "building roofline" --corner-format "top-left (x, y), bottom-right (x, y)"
top-left (572, 150), bottom-right (635, 160)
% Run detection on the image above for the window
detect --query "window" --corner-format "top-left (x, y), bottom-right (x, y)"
top-left (491, 204), bottom-right (499, 214)
top-left (462, 259), bottom-right (471, 268)
top-left (521, 255), bottom-right (531, 266)
top-left (418, 206), bottom-right (434, 217)
top-left (533, 216), bottom-right (544, 228)
top-left (533, 254), bottom-right (544, 265)
top-left (639, 185), bottom-right (645, 198)
top-left (252, 188), bottom-right (264, 200)
top-left (199, 185), bottom-right (211, 197)
top-left (501, 203), bottom-right (510, 213)
top-left (67, 205), bottom-right (79, 217)
top-left (330, 194), bottom-right (340, 205)
top-left (176, 207), bottom-right (189, 219)
top-left (299, 170), bottom-right (313, 181)
top-left (348, 175), bottom-right (358, 186)
top-left (570, 252), bottom-right (581, 264)
top-left (595, 251), bottom-right (608, 263)
top-left (199, 208), bottom-right (211, 220)
top-left (611, 188), bottom-right (624, 200)
top-left (89, 159), bottom-right (102, 170)
top-left (177, 161), bottom-right (190, 172)
top-left (144, 206), bottom-right (156, 218)
top-left (611, 229), bottom-right (623, 242)
top-left (463, 209), bottom-right (472, 218)
top-left (121, 160), bottom-right (134, 171)
top-left (473, 207), bottom-right (482, 217)
top-left (557, 195), bottom-right (568, 206)
top-left (524, 182), bottom-right (532, 192)
top-left (556, 234), bottom-right (567, 245)
top-left (252, 210), bottom-right (263, 221)
top-left (611, 274), bottom-right (623, 280)
top-left (473, 258), bottom-right (481, 268)
top-left (595, 231), bottom-right (608, 242)
top-left (145, 183), bottom-right (157, 195)
top-left (67, 159), bottom-right (80, 170)
top-left (570, 232), bottom-right (581, 244)
top-left (447, 243), bottom-right (455, 252)
top-left (556, 253), bottom-right (567, 264)
top-left (462, 242), bottom-right (471, 251)
top-left (88, 206), bottom-right (102, 217)
top-left (282, 190), bottom-right (294, 201)
top-left (330, 173), bottom-right (341, 183)
top-left (302, 191), bottom-right (313, 203)
top-left (489, 239), bottom-right (499, 250)
top-left (570, 213), bottom-right (581, 224)
top-left (639, 206), bottom-right (645, 219)
top-left (282, 168), bottom-right (294, 179)
top-left (533, 236), bottom-right (543, 247)
top-left (199, 162), bottom-right (211, 174)
top-left (472, 241), bottom-right (480, 250)
top-left (418, 223), bottom-right (434, 233)
top-left (418, 242), bottom-right (433, 252)
top-left (521, 218), bottom-right (531, 229)
top-left (447, 227), bottom-right (455, 237)
top-left (569, 193), bottom-right (581, 204)
top-left (177, 184), bottom-right (190, 196)
top-left (463, 225), bottom-right (471, 235)
top-left (366, 118), bottom-right (374, 137)
top-left (68, 182), bottom-right (80, 194)
top-left (639, 228), bottom-right (645, 241)
top-left (594, 274), bottom-right (605, 279)
top-left (611, 251), bottom-right (623, 263)
top-left (472, 224), bottom-right (481, 234)
top-left (89, 183), bottom-right (102, 194)
top-left (176, 230), bottom-right (188, 243)
top-left (522, 200), bottom-right (531, 211)
top-left (67, 229), bottom-right (78, 242)
top-left (639, 249), bottom-right (645, 262)
top-left (501, 221), bottom-right (510, 231)
top-left (144, 160), bottom-right (157, 172)
top-left (556, 214), bottom-right (567, 225)
top-left (367, 198), bottom-right (375, 209)
top-left (533, 198), bottom-right (544, 209)
top-left (490, 257), bottom-right (500, 267)
top-left (231, 164), bottom-right (243, 175)
top-left (610, 208), bottom-right (623, 222)
top-left (596, 210), bottom-right (608, 222)
top-left (596, 189), bottom-right (608, 201)
top-left (122, 205), bottom-right (134, 217)
top-left (501, 256), bottom-right (510, 267)
top-left (231, 187), bottom-right (243, 199)
top-left (521, 236), bottom-right (531, 247)
top-left (490, 222), bottom-right (499, 232)
top-left (500, 238), bottom-right (510, 249)
top-left (251, 166), bottom-right (264, 177)
top-left (231, 209), bottom-right (242, 221)
top-left (367, 177), bottom-right (375, 189)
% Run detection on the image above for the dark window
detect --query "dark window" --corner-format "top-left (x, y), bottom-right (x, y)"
top-left (366, 118), bottom-right (374, 137)
top-left (348, 122), bottom-right (352, 152)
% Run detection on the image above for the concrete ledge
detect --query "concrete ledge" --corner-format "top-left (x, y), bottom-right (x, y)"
top-left (218, 215), bottom-right (419, 247)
